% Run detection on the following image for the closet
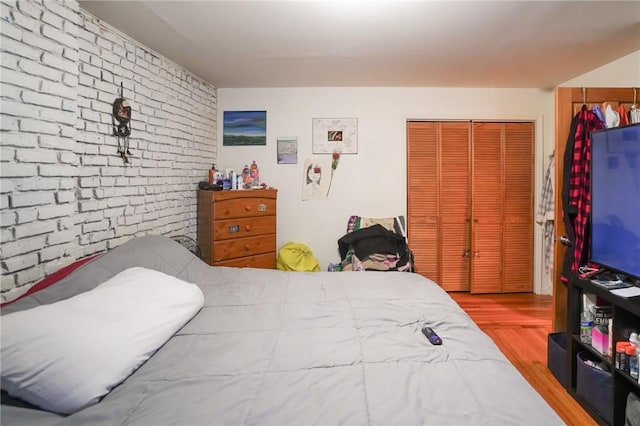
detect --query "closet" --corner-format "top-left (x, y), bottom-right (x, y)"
top-left (552, 87), bottom-right (638, 331)
top-left (407, 121), bottom-right (534, 294)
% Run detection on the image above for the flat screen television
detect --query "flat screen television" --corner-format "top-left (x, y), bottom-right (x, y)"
top-left (590, 123), bottom-right (640, 280)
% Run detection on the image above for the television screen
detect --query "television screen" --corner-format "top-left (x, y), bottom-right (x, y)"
top-left (590, 123), bottom-right (640, 280)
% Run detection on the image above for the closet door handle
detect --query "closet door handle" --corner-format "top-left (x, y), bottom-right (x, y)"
top-left (462, 249), bottom-right (470, 258)
top-left (559, 235), bottom-right (572, 247)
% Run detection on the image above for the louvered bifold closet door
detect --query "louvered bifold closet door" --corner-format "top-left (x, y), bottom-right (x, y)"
top-left (470, 122), bottom-right (534, 293)
top-left (503, 123), bottom-right (534, 292)
top-left (407, 122), bottom-right (439, 279)
top-left (439, 123), bottom-right (471, 291)
top-left (407, 121), bottom-right (470, 290)
top-left (471, 123), bottom-right (503, 293)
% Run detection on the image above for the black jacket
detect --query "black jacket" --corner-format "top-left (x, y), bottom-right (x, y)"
top-left (338, 224), bottom-right (406, 260)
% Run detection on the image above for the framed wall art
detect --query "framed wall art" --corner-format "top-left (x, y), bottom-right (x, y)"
top-left (277, 137), bottom-right (298, 164)
top-left (223, 110), bottom-right (267, 146)
top-left (312, 118), bottom-right (357, 154)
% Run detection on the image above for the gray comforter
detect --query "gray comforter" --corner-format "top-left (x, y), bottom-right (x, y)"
top-left (1, 235), bottom-right (564, 425)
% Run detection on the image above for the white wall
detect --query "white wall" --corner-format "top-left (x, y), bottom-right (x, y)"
top-left (218, 87), bottom-right (555, 293)
top-left (218, 50), bottom-right (640, 295)
top-left (0, 2), bottom-right (217, 301)
top-left (560, 50), bottom-right (640, 87)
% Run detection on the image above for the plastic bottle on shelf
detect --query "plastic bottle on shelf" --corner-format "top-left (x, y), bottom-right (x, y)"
top-left (580, 309), bottom-right (594, 344)
top-left (229, 170), bottom-right (237, 190)
top-left (242, 164), bottom-right (251, 187)
top-left (620, 344), bottom-right (630, 372)
top-left (627, 345), bottom-right (638, 376)
top-left (616, 341), bottom-right (632, 370)
top-left (208, 164), bottom-right (216, 185)
top-left (630, 333), bottom-right (640, 379)
top-left (250, 160), bottom-right (259, 186)
top-left (630, 347), bottom-right (639, 379)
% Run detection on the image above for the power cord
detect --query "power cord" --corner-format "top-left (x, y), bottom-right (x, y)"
top-left (578, 265), bottom-right (603, 279)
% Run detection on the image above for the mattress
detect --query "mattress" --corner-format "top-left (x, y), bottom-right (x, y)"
top-left (1, 235), bottom-right (564, 425)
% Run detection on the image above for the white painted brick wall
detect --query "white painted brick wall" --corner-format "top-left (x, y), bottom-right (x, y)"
top-left (1, 1), bottom-right (217, 301)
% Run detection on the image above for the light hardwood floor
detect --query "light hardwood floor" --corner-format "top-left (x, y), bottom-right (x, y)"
top-left (450, 292), bottom-right (596, 426)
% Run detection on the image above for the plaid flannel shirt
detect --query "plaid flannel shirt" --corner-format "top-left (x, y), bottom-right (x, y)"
top-left (566, 106), bottom-right (603, 275)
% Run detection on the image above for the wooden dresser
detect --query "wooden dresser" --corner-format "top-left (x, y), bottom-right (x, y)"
top-left (197, 188), bottom-right (278, 269)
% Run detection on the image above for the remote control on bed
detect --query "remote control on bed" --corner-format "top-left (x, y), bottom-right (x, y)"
top-left (422, 326), bottom-right (442, 345)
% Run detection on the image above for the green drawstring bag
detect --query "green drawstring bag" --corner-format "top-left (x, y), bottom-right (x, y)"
top-left (276, 242), bottom-right (320, 272)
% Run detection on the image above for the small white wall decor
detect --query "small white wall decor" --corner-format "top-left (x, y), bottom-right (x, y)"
top-left (277, 137), bottom-right (298, 164)
top-left (312, 118), bottom-right (358, 154)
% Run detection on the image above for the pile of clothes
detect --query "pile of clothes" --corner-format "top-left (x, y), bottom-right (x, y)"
top-left (336, 216), bottom-right (413, 272)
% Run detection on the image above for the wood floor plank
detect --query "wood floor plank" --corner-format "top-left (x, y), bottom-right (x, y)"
top-left (450, 292), bottom-right (596, 426)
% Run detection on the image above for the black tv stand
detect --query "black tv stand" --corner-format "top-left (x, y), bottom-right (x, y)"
top-left (566, 274), bottom-right (640, 425)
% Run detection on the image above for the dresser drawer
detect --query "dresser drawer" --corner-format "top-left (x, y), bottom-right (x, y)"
top-left (212, 234), bottom-right (276, 262)
top-left (214, 252), bottom-right (276, 269)
top-left (213, 197), bottom-right (276, 220)
top-left (213, 216), bottom-right (275, 241)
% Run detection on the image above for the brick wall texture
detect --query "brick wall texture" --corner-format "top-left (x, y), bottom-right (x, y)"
top-left (0, 0), bottom-right (217, 300)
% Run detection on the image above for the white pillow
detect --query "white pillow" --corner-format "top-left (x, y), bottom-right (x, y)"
top-left (1, 267), bottom-right (204, 415)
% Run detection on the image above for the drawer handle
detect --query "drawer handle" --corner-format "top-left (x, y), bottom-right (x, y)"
top-left (245, 205), bottom-right (252, 211)
top-left (245, 245), bottom-right (251, 251)
top-left (245, 224), bottom-right (252, 231)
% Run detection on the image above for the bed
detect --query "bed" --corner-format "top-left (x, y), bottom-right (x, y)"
top-left (1, 235), bottom-right (564, 425)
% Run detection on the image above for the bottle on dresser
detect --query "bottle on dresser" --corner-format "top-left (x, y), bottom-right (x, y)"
top-left (208, 164), bottom-right (216, 185)
top-left (229, 170), bottom-right (237, 190)
top-left (250, 160), bottom-right (259, 186)
top-left (242, 164), bottom-right (251, 188)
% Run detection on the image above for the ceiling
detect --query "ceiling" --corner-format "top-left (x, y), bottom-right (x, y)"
top-left (79, 1), bottom-right (640, 89)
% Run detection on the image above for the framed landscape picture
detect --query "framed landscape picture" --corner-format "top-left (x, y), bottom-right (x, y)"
top-left (223, 111), bottom-right (267, 146)
top-left (277, 137), bottom-right (298, 164)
